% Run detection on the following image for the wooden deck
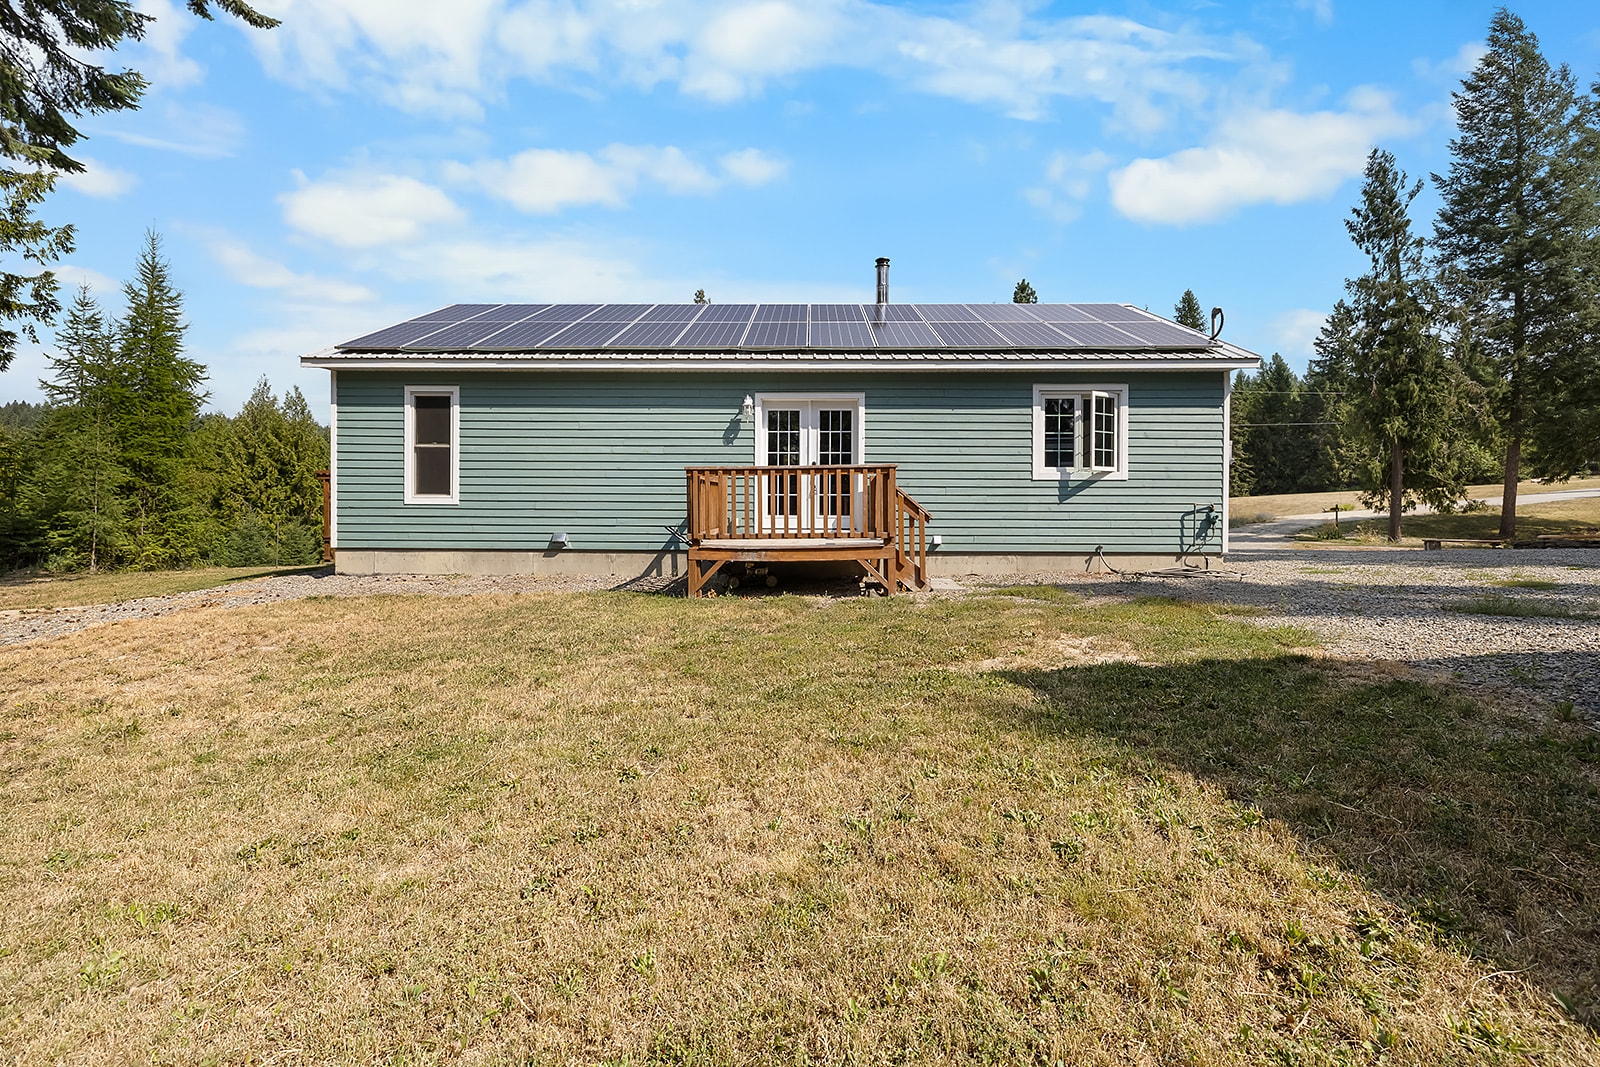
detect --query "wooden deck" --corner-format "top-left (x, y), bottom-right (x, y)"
top-left (685, 465), bottom-right (930, 597)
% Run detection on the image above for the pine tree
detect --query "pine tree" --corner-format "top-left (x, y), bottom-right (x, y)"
top-left (115, 231), bottom-right (207, 568)
top-left (1012, 279), bottom-right (1038, 303)
top-left (216, 378), bottom-right (328, 564)
top-left (1432, 9), bottom-right (1594, 537)
top-left (1174, 289), bottom-right (1206, 331)
top-left (693, 289), bottom-right (709, 304)
top-left (1347, 149), bottom-right (1464, 540)
top-left (37, 285), bottom-right (127, 570)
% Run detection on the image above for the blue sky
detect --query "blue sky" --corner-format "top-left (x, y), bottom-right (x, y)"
top-left (6, 0), bottom-right (1598, 417)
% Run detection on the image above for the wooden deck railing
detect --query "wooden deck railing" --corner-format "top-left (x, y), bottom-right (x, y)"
top-left (684, 464), bottom-right (930, 594)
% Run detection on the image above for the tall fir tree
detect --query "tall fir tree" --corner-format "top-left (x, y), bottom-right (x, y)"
top-left (1173, 289), bottom-right (1206, 331)
top-left (1012, 279), bottom-right (1038, 303)
top-left (1432, 9), bottom-right (1594, 536)
top-left (1347, 148), bottom-right (1464, 540)
top-left (37, 285), bottom-right (127, 570)
top-left (215, 377), bottom-right (328, 564)
top-left (115, 231), bottom-right (207, 568)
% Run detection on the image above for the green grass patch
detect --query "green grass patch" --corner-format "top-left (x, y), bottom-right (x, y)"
top-left (1442, 595), bottom-right (1599, 620)
top-left (0, 591), bottom-right (1595, 1063)
top-left (1492, 578), bottom-right (1562, 590)
top-left (1297, 497), bottom-right (1600, 545)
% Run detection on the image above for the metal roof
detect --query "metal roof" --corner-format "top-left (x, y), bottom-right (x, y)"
top-left (305, 302), bottom-right (1263, 370)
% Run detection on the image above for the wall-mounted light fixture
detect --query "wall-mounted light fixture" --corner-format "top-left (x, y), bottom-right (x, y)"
top-left (740, 394), bottom-right (754, 423)
top-left (550, 531), bottom-right (570, 549)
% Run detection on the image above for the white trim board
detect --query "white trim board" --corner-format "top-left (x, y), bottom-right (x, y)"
top-left (403, 384), bottom-right (461, 505)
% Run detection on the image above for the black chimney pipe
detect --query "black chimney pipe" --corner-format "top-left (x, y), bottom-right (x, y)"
top-left (875, 257), bottom-right (890, 304)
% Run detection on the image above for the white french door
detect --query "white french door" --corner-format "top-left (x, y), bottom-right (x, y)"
top-left (756, 397), bottom-right (863, 533)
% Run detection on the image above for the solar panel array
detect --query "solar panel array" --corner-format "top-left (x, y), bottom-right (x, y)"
top-left (338, 303), bottom-right (1213, 352)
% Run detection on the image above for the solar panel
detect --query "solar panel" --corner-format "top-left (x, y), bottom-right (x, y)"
top-left (1050, 322), bottom-right (1143, 347)
top-left (811, 304), bottom-right (865, 322)
top-left (542, 319), bottom-right (629, 347)
top-left (1078, 303), bottom-right (1142, 321)
top-left (866, 321), bottom-right (941, 347)
top-left (674, 321), bottom-right (751, 347)
top-left (413, 303), bottom-right (508, 322)
top-left (752, 304), bottom-right (807, 323)
top-left (862, 303), bottom-right (925, 322)
top-left (471, 319), bottom-right (580, 348)
top-left (538, 303), bottom-right (605, 322)
top-left (694, 303), bottom-right (757, 323)
top-left (971, 304), bottom-right (1043, 322)
top-left (744, 321), bottom-right (808, 347)
top-left (916, 303), bottom-right (982, 321)
top-left (403, 320), bottom-right (517, 348)
top-left (1028, 304), bottom-right (1099, 323)
top-left (988, 321), bottom-right (1072, 347)
top-left (590, 303), bottom-right (653, 321)
top-left (929, 320), bottom-right (1006, 346)
top-left (809, 321), bottom-right (876, 347)
top-left (637, 304), bottom-right (705, 322)
top-left (1112, 321), bottom-right (1210, 346)
top-left (477, 303), bottom-right (551, 322)
top-left (606, 320), bottom-right (692, 347)
top-left (337, 322), bottom-right (437, 348)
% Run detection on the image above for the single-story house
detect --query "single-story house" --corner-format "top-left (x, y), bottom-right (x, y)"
top-left (301, 267), bottom-right (1261, 591)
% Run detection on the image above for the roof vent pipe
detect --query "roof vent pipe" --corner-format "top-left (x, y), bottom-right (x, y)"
top-left (1209, 306), bottom-right (1224, 341)
top-left (875, 257), bottom-right (890, 304)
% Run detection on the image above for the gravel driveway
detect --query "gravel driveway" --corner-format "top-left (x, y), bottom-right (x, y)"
top-left (4, 547), bottom-right (1597, 724)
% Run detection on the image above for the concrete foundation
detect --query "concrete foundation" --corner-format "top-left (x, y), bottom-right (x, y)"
top-left (333, 548), bottom-right (1220, 579)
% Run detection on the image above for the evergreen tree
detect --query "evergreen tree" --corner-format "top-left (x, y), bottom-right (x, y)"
top-left (1432, 9), bottom-right (1595, 536)
top-left (115, 231), bottom-right (207, 568)
top-left (1303, 300), bottom-right (1361, 491)
top-left (1012, 279), bottom-right (1038, 303)
top-left (37, 285), bottom-right (127, 570)
top-left (1174, 289), bottom-right (1206, 331)
top-left (215, 377), bottom-right (328, 565)
top-left (1347, 148), bottom-right (1464, 540)
top-left (693, 289), bottom-right (709, 304)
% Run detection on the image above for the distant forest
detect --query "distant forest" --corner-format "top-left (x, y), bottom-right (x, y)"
top-left (0, 233), bottom-right (328, 572)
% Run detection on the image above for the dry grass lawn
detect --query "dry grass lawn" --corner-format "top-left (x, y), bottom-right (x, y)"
top-left (1232, 476), bottom-right (1600, 524)
top-left (0, 565), bottom-right (322, 612)
top-left (1300, 497), bottom-right (1600, 545)
top-left (1, 590), bottom-right (1597, 1064)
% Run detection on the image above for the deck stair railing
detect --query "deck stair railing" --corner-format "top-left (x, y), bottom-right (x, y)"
top-left (684, 464), bottom-right (930, 594)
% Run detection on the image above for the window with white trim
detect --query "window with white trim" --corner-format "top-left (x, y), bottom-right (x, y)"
top-left (1032, 384), bottom-right (1128, 480)
top-left (404, 386), bottom-right (459, 504)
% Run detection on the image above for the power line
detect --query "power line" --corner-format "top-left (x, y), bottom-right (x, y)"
top-left (1237, 421), bottom-right (1343, 427)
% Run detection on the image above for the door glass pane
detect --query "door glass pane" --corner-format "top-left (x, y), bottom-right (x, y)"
top-left (1044, 396), bottom-right (1075, 470)
top-left (817, 409), bottom-right (853, 465)
top-left (766, 409), bottom-right (800, 515)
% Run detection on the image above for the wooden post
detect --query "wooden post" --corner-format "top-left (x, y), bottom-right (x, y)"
top-left (315, 469), bottom-right (332, 562)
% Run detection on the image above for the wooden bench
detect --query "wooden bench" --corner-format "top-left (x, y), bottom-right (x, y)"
top-left (1422, 538), bottom-right (1505, 551)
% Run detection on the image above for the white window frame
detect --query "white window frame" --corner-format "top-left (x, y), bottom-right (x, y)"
top-left (404, 385), bottom-right (460, 505)
top-left (751, 392), bottom-right (867, 465)
top-left (1032, 383), bottom-right (1129, 481)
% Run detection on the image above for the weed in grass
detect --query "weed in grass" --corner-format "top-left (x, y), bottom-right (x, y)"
top-left (1493, 578), bottom-right (1562, 590)
top-left (1442, 595), bottom-right (1599, 620)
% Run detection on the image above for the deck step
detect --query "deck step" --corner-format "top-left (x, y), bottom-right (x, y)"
top-left (700, 537), bottom-right (890, 550)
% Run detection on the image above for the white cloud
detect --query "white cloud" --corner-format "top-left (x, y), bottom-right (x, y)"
top-left (280, 171), bottom-right (466, 248)
top-left (446, 143), bottom-right (785, 214)
top-left (53, 264), bottom-right (124, 299)
top-left (54, 158), bottom-right (139, 199)
top-left (1107, 89), bottom-right (1420, 225)
top-left (1412, 41), bottom-right (1487, 81)
top-left (1269, 308), bottom-right (1327, 357)
top-left (1023, 148), bottom-right (1111, 223)
top-left (102, 101), bottom-right (245, 157)
top-left (133, 0), bottom-right (205, 89)
top-left (718, 148), bottom-right (788, 186)
top-left (247, 1), bottom-right (1251, 131)
top-left (205, 234), bottom-right (377, 303)
top-left (1293, 0), bottom-right (1333, 27)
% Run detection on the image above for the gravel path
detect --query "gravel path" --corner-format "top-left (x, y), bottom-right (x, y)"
top-left (1056, 546), bottom-right (1600, 722)
top-left (4, 548), bottom-right (1597, 724)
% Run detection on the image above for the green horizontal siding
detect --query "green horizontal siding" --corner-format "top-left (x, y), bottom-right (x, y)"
top-left (332, 370), bottom-right (1227, 553)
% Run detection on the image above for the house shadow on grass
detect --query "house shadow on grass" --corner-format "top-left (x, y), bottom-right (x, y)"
top-left (996, 655), bottom-right (1600, 1029)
